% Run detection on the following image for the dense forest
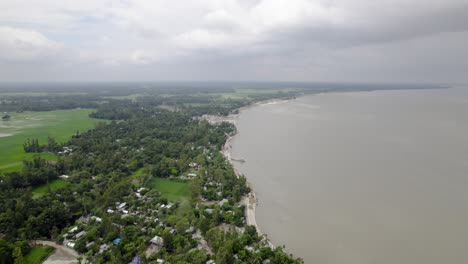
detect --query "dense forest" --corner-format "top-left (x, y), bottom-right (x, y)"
top-left (0, 87), bottom-right (304, 264)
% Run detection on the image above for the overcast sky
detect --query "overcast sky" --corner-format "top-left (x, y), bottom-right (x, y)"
top-left (0, 0), bottom-right (467, 83)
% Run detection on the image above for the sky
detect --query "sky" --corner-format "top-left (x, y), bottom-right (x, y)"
top-left (0, 0), bottom-right (467, 83)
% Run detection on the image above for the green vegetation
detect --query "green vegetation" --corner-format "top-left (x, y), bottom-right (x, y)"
top-left (24, 246), bottom-right (55, 264)
top-left (0, 109), bottom-right (106, 172)
top-left (32, 179), bottom-right (69, 198)
top-left (131, 168), bottom-right (145, 179)
top-left (150, 178), bottom-right (190, 202)
top-left (0, 86), bottom-right (306, 263)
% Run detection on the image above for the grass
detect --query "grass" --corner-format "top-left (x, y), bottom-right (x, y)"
top-left (150, 178), bottom-right (190, 202)
top-left (24, 246), bottom-right (55, 264)
top-left (32, 179), bottom-right (69, 198)
top-left (131, 168), bottom-right (145, 179)
top-left (0, 109), bottom-right (106, 172)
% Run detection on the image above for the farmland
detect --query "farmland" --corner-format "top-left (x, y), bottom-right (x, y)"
top-left (0, 109), bottom-right (106, 172)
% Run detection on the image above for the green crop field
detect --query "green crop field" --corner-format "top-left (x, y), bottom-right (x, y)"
top-left (150, 178), bottom-right (190, 202)
top-left (0, 109), bottom-right (106, 172)
top-left (32, 179), bottom-right (69, 198)
top-left (24, 246), bottom-right (55, 264)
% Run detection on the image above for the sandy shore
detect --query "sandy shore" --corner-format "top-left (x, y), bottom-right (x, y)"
top-left (219, 98), bottom-right (292, 248)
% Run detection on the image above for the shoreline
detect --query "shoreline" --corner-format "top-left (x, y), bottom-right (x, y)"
top-left (220, 97), bottom-right (293, 248)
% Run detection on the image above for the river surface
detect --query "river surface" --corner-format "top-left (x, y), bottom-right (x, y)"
top-left (230, 87), bottom-right (468, 264)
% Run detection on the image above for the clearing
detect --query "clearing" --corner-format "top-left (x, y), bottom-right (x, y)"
top-left (150, 178), bottom-right (190, 202)
top-left (32, 179), bottom-right (69, 198)
top-left (24, 246), bottom-right (55, 264)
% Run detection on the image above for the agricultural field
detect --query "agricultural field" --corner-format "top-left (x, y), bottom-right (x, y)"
top-left (24, 246), bottom-right (55, 264)
top-left (150, 178), bottom-right (190, 202)
top-left (0, 109), bottom-right (106, 172)
top-left (32, 179), bottom-right (69, 198)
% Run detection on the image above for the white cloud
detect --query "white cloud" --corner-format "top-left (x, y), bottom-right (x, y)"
top-left (0, 26), bottom-right (63, 61)
top-left (0, 0), bottom-right (467, 82)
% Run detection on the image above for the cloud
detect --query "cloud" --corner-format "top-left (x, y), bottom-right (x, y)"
top-left (0, 26), bottom-right (63, 61)
top-left (0, 0), bottom-right (467, 82)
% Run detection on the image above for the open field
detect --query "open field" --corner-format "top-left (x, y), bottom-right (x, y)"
top-left (24, 246), bottom-right (55, 264)
top-left (150, 178), bottom-right (189, 202)
top-left (0, 109), bottom-right (106, 172)
top-left (131, 168), bottom-right (145, 179)
top-left (32, 179), bottom-right (69, 198)
top-left (213, 88), bottom-right (293, 100)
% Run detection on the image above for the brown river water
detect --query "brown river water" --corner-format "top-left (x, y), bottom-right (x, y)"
top-left (231, 87), bottom-right (468, 264)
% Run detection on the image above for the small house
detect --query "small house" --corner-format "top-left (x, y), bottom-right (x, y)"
top-left (113, 238), bottom-right (122, 245)
top-left (150, 236), bottom-right (164, 247)
top-left (117, 202), bottom-right (127, 210)
top-left (75, 230), bottom-right (86, 239)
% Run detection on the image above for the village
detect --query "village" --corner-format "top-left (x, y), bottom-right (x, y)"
top-left (50, 153), bottom-right (260, 263)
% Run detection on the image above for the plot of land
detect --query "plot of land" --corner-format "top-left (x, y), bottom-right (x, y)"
top-left (24, 246), bottom-right (55, 264)
top-left (150, 178), bottom-right (189, 202)
top-left (0, 109), bottom-right (105, 172)
top-left (32, 179), bottom-right (69, 198)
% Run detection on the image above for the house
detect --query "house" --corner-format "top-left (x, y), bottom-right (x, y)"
top-left (117, 202), bottom-right (127, 210)
top-left (86, 241), bottom-right (95, 248)
top-left (91, 216), bottom-right (102, 222)
top-left (150, 236), bottom-right (164, 246)
top-left (66, 241), bottom-right (76, 248)
top-left (219, 199), bottom-right (228, 206)
top-left (99, 244), bottom-right (110, 253)
top-left (131, 256), bottom-right (142, 264)
top-left (68, 226), bottom-right (78, 233)
top-left (157, 259), bottom-right (164, 264)
top-left (189, 162), bottom-right (198, 168)
top-left (113, 238), bottom-right (122, 245)
top-left (206, 260), bottom-right (216, 264)
top-left (185, 226), bottom-right (195, 233)
top-left (59, 175), bottom-right (70, 179)
top-left (187, 173), bottom-right (197, 178)
top-left (75, 230), bottom-right (86, 239)
top-left (107, 208), bottom-right (115, 213)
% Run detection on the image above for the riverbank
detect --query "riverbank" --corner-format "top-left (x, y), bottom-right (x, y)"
top-left (219, 97), bottom-right (293, 248)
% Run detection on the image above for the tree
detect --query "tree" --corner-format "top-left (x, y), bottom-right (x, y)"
top-left (2, 115), bottom-right (11, 121)
top-left (12, 246), bottom-right (24, 264)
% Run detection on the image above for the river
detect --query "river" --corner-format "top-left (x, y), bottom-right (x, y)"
top-left (230, 87), bottom-right (468, 264)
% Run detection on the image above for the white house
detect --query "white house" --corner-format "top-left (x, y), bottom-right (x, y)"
top-left (117, 202), bottom-right (127, 210)
top-left (150, 236), bottom-right (164, 246)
